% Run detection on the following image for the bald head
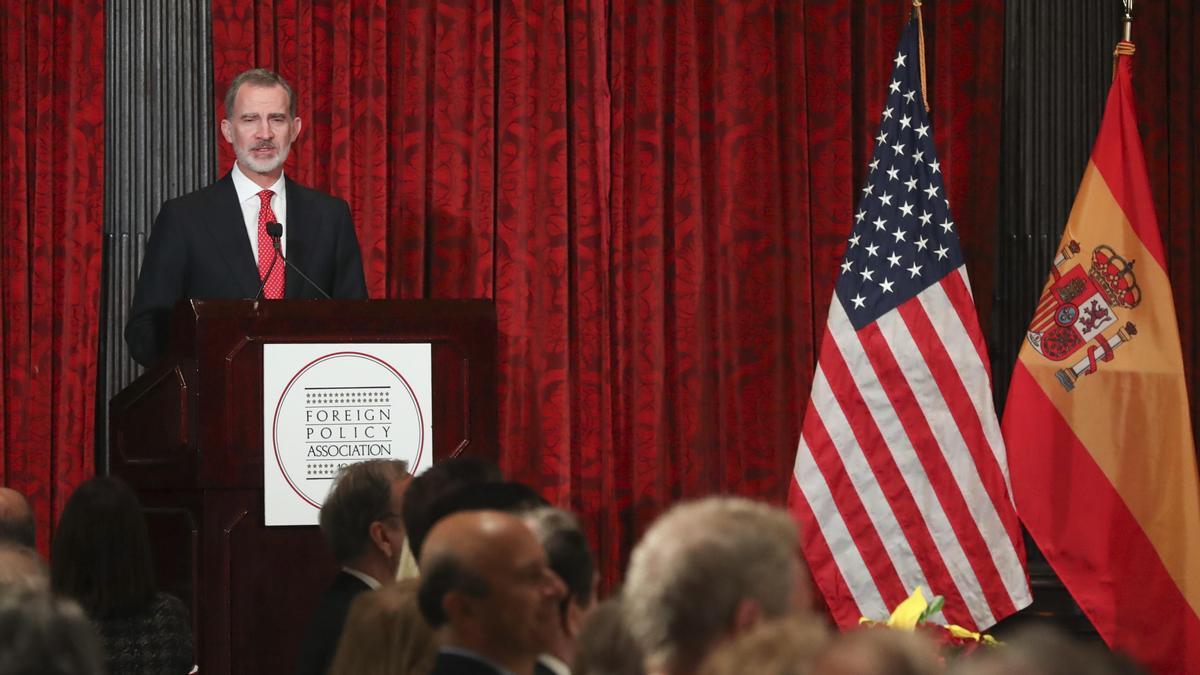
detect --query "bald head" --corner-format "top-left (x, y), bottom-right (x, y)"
top-left (418, 510), bottom-right (566, 673)
top-left (0, 487), bottom-right (35, 547)
top-left (417, 510), bottom-right (537, 625)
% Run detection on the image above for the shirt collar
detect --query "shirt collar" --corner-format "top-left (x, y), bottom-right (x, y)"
top-left (538, 654), bottom-right (571, 675)
top-left (341, 566), bottom-right (382, 590)
top-left (230, 162), bottom-right (286, 204)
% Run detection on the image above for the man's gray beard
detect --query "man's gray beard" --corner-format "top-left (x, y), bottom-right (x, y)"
top-left (236, 145), bottom-right (289, 175)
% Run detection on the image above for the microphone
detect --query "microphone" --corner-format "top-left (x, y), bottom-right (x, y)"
top-left (264, 222), bottom-right (332, 299)
top-left (253, 227), bottom-right (282, 301)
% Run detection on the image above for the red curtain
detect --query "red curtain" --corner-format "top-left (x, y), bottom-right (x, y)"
top-left (0, 0), bottom-right (105, 554)
top-left (209, 0), bottom-right (1004, 587)
top-left (1134, 0), bottom-right (1200, 436)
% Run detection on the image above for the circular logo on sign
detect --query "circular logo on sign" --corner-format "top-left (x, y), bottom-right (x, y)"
top-left (271, 351), bottom-right (425, 507)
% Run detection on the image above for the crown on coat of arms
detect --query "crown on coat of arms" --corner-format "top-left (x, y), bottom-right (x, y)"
top-left (1088, 245), bottom-right (1141, 308)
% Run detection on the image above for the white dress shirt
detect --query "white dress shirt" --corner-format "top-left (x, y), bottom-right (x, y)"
top-left (230, 162), bottom-right (287, 263)
top-left (341, 566), bottom-right (382, 591)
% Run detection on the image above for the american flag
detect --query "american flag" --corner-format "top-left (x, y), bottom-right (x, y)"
top-left (788, 17), bottom-right (1030, 630)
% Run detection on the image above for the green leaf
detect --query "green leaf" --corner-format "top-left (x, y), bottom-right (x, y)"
top-left (919, 595), bottom-right (945, 622)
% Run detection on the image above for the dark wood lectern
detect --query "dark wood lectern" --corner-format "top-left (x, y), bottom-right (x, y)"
top-left (108, 299), bottom-right (497, 675)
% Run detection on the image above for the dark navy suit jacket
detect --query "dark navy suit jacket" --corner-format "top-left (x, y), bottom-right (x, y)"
top-left (125, 172), bottom-right (368, 366)
top-left (294, 571), bottom-right (372, 675)
top-left (429, 651), bottom-right (512, 675)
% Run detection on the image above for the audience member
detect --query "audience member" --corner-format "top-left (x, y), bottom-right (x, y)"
top-left (622, 496), bottom-right (811, 675)
top-left (327, 578), bottom-right (437, 675)
top-left (0, 486), bottom-right (36, 547)
top-left (51, 476), bottom-right (193, 674)
top-left (0, 541), bottom-right (49, 592)
top-left (815, 626), bottom-right (941, 675)
top-left (523, 506), bottom-right (597, 675)
top-left (698, 614), bottom-right (831, 675)
top-left (297, 458), bottom-right (412, 675)
top-left (0, 588), bottom-right (104, 675)
top-left (402, 455), bottom-right (503, 560)
top-left (572, 597), bottom-right (645, 675)
top-left (418, 510), bottom-right (567, 675)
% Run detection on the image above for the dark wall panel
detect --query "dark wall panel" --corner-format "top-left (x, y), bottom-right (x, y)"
top-left (102, 0), bottom-right (215, 467)
top-left (994, 0), bottom-right (1124, 637)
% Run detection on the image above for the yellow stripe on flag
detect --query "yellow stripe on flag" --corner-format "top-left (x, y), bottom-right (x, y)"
top-left (1017, 161), bottom-right (1200, 619)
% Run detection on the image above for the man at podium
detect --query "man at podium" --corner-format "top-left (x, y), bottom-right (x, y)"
top-left (125, 68), bottom-right (368, 367)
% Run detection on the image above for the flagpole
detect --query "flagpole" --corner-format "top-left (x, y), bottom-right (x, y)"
top-left (912, 0), bottom-right (930, 112)
top-left (1113, 0), bottom-right (1135, 82)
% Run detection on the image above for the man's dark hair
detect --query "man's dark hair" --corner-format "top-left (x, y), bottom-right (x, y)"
top-left (409, 480), bottom-right (547, 563)
top-left (224, 67), bottom-right (297, 118)
top-left (401, 456), bottom-right (503, 559)
top-left (319, 459), bottom-right (409, 564)
top-left (416, 551), bottom-right (490, 628)
top-left (50, 477), bottom-right (156, 618)
top-left (0, 589), bottom-right (104, 675)
top-left (524, 507), bottom-right (595, 608)
top-left (0, 488), bottom-right (36, 547)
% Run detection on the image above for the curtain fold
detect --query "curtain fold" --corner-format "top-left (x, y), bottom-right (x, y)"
top-left (1134, 0), bottom-right (1199, 438)
top-left (0, 0), bottom-right (105, 553)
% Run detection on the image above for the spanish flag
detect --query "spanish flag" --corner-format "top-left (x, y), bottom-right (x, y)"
top-left (1003, 44), bottom-right (1200, 674)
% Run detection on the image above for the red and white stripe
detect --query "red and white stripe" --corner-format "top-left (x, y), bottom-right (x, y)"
top-left (790, 266), bottom-right (1030, 630)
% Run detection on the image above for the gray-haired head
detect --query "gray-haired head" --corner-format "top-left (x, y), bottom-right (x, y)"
top-left (0, 589), bottom-right (104, 675)
top-left (622, 496), bottom-right (804, 675)
top-left (522, 506), bottom-right (595, 610)
top-left (224, 68), bottom-right (297, 118)
top-left (0, 543), bottom-right (48, 593)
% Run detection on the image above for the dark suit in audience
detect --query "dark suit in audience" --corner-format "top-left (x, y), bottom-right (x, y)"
top-left (295, 572), bottom-right (372, 675)
top-left (430, 650), bottom-right (511, 675)
top-left (295, 459), bottom-right (411, 675)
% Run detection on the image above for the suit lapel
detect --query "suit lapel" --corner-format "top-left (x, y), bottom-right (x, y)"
top-left (283, 177), bottom-right (311, 299)
top-left (205, 173), bottom-right (263, 297)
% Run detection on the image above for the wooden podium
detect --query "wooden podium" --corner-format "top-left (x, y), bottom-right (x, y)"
top-left (108, 299), bottom-right (498, 674)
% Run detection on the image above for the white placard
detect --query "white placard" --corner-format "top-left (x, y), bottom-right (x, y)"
top-left (263, 343), bottom-right (433, 526)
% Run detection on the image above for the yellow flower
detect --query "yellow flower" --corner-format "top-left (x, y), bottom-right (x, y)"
top-left (886, 587), bottom-right (928, 630)
top-left (946, 624), bottom-right (981, 641)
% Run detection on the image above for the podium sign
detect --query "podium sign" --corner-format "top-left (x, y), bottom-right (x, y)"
top-left (262, 343), bottom-right (433, 525)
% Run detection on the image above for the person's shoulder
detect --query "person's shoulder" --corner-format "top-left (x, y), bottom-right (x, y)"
top-left (149, 592), bottom-right (188, 619)
top-left (431, 651), bottom-right (507, 675)
top-left (152, 591), bottom-right (186, 609)
top-left (159, 174), bottom-right (234, 213)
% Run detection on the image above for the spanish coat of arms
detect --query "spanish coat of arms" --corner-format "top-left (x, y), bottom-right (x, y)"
top-left (1026, 240), bottom-right (1141, 391)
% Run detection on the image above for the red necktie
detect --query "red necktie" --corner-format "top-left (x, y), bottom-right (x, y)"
top-left (256, 189), bottom-right (285, 299)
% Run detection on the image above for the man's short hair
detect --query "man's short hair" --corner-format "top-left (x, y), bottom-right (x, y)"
top-left (0, 487), bottom-right (36, 547)
top-left (319, 459), bottom-right (409, 564)
top-left (416, 549), bottom-right (490, 628)
top-left (523, 507), bottom-right (594, 608)
top-left (223, 68), bottom-right (297, 118)
top-left (401, 456), bottom-right (503, 559)
top-left (0, 588), bottom-right (104, 675)
top-left (622, 496), bottom-right (801, 674)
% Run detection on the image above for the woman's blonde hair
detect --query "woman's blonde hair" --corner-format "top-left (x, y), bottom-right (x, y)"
top-left (328, 578), bottom-right (437, 675)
